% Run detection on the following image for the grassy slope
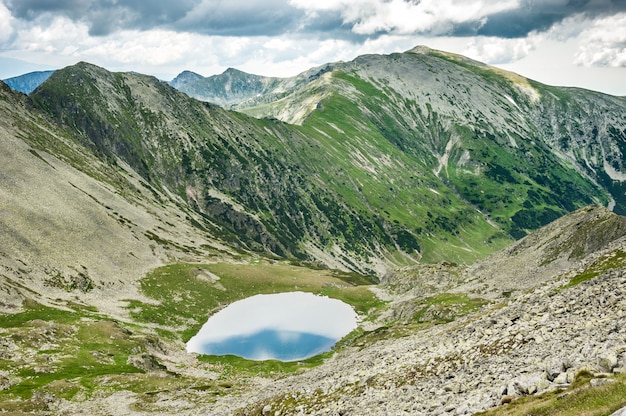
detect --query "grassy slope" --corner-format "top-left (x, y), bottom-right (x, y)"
top-left (127, 260), bottom-right (383, 342)
top-left (0, 261), bottom-right (384, 413)
top-left (294, 71), bottom-right (513, 264)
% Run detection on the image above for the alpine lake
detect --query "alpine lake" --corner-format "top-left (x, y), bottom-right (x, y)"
top-left (127, 262), bottom-right (383, 365)
top-left (187, 292), bottom-right (359, 361)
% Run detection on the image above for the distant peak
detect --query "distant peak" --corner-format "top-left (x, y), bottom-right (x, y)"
top-left (223, 67), bottom-right (247, 75)
top-left (169, 70), bottom-right (205, 87)
top-left (72, 61), bottom-right (105, 70)
top-left (180, 70), bottom-right (202, 76)
top-left (406, 45), bottom-right (434, 54)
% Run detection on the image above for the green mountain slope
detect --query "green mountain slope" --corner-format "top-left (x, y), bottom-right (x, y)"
top-left (239, 46), bottom-right (624, 234)
top-left (27, 46), bottom-right (626, 272)
top-left (29, 63), bottom-right (442, 274)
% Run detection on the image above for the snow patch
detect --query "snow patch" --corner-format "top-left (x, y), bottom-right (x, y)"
top-left (603, 160), bottom-right (626, 181)
top-left (434, 134), bottom-right (460, 177)
top-left (504, 94), bottom-right (520, 110)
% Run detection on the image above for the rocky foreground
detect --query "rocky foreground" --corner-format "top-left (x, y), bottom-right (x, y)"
top-left (186, 206), bottom-right (626, 416)
top-left (204, 264), bottom-right (625, 415)
top-left (41, 206), bottom-right (625, 415)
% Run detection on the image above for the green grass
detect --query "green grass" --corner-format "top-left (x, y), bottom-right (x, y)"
top-left (197, 351), bottom-right (328, 375)
top-left (0, 299), bottom-right (81, 328)
top-left (412, 292), bottom-right (489, 324)
top-left (0, 299), bottom-right (230, 413)
top-left (127, 260), bottom-right (384, 342)
top-left (0, 302), bottom-right (152, 411)
top-left (475, 372), bottom-right (626, 416)
top-left (564, 249), bottom-right (626, 288)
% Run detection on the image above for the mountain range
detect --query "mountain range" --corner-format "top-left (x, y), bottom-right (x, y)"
top-left (1, 46), bottom-right (626, 415)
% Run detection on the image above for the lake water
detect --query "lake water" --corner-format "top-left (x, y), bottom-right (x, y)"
top-left (186, 291), bottom-right (358, 361)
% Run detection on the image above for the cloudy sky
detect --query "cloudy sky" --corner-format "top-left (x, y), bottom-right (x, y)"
top-left (1, 0), bottom-right (625, 95)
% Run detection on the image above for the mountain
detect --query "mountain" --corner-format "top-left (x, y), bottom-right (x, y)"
top-left (169, 64), bottom-right (336, 109)
top-left (169, 67), bottom-right (283, 108)
top-left (239, 46), bottom-right (626, 218)
top-left (3, 70), bottom-right (55, 94)
top-left (1, 46), bottom-right (624, 286)
top-left (256, 47), bottom-right (625, 226)
top-left (1, 47), bottom-right (626, 415)
top-left (173, 48), bottom-right (626, 232)
top-left (28, 62), bottom-right (441, 275)
top-left (0, 78), bottom-right (224, 314)
top-left (1, 46), bottom-right (624, 298)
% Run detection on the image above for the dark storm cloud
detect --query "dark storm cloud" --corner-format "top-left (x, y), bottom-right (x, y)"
top-left (4, 0), bottom-right (312, 37)
top-left (3, 0), bottom-right (360, 39)
top-left (173, 0), bottom-right (305, 36)
top-left (474, 0), bottom-right (626, 38)
top-left (5, 0), bottom-right (200, 35)
top-left (5, 0), bottom-right (626, 39)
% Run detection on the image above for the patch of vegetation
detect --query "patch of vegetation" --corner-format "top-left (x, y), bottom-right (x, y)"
top-left (197, 351), bottom-right (328, 375)
top-left (127, 261), bottom-right (383, 342)
top-left (564, 249), bottom-right (626, 288)
top-left (43, 270), bottom-right (95, 293)
top-left (0, 301), bottom-right (161, 412)
top-left (411, 293), bottom-right (489, 324)
top-left (475, 372), bottom-right (626, 416)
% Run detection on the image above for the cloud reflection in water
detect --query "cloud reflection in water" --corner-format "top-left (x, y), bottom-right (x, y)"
top-left (186, 292), bottom-right (358, 361)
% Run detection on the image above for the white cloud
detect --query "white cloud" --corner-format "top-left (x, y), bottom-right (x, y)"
top-left (464, 36), bottom-right (537, 64)
top-left (10, 16), bottom-right (89, 55)
top-left (1, 0), bottom-right (624, 95)
top-left (573, 13), bottom-right (626, 67)
top-left (290, 0), bottom-right (519, 35)
top-left (0, 2), bottom-right (14, 43)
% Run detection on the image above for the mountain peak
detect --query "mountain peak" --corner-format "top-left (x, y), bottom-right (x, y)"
top-left (223, 67), bottom-right (246, 75)
top-left (169, 70), bottom-right (205, 88)
top-left (406, 44), bottom-right (433, 54)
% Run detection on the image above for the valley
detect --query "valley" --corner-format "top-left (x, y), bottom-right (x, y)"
top-left (1, 46), bottom-right (625, 415)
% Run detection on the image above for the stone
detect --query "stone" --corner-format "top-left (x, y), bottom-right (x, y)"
top-left (590, 378), bottom-right (614, 388)
top-left (610, 406), bottom-right (626, 416)
top-left (553, 372), bottom-right (569, 385)
top-left (598, 352), bottom-right (619, 372)
top-left (545, 358), bottom-right (566, 381)
top-left (455, 404), bottom-right (470, 414)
